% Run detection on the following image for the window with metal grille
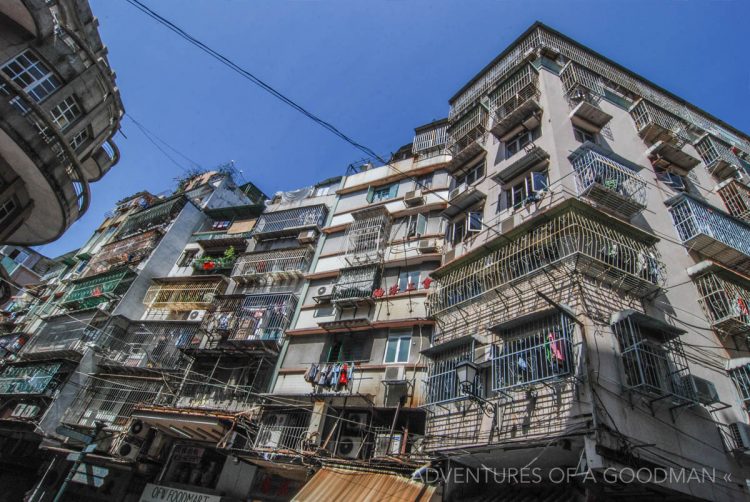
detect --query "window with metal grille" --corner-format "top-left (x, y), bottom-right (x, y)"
top-left (425, 344), bottom-right (476, 404)
top-left (0, 50), bottom-right (60, 103)
top-left (729, 363), bottom-right (750, 410)
top-left (50, 95), bottom-right (81, 131)
top-left (492, 312), bottom-right (575, 392)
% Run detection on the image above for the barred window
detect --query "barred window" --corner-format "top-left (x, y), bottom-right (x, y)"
top-left (729, 363), bottom-right (750, 410)
top-left (426, 344), bottom-right (476, 404)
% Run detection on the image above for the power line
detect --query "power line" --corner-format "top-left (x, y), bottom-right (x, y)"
top-left (125, 113), bottom-right (202, 170)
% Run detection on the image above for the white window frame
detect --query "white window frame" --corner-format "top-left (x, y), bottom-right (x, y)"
top-left (503, 170), bottom-right (549, 210)
top-left (405, 213), bottom-right (427, 238)
top-left (50, 95), bottom-right (81, 131)
top-left (69, 128), bottom-right (89, 151)
top-left (384, 331), bottom-right (411, 364)
top-left (504, 127), bottom-right (539, 158)
top-left (455, 160), bottom-right (485, 187)
top-left (398, 269), bottom-right (421, 292)
top-left (0, 50), bottom-right (61, 103)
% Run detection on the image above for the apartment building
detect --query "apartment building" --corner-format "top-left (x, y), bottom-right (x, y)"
top-left (0, 0), bottom-right (124, 245)
top-left (0, 170), bottom-right (256, 501)
top-left (421, 22), bottom-right (750, 501)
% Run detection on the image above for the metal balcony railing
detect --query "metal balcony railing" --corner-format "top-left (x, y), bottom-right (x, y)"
top-left (428, 204), bottom-right (665, 317)
top-left (728, 363), bottom-right (750, 410)
top-left (629, 100), bottom-right (693, 146)
top-left (0, 362), bottom-right (64, 395)
top-left (571, 147), bottom-right (647, 219)
top-left (332, 265), bottom-right (381, 306)
top-left (143, 277), bottom-right (227, 311)
top-left (693, 270), bottom-right (750, 337)
top-left (718, 180), bottom-right (750, 223)
top-left (201, 293), bottom-right (298, 344)
top-left (115, 196), bottom-right (187, 240)
top-left (253, 205), bottom-right (327, 237)
top-left (344, 208), bottom-right (392, 266)
top-left (63, 375), bottom-right (166, 431)
top-left (192, 256), bottom-right (236, 274)
top-left (492, 313), bottom-right (576, 392)
top-left (695, 135), bottom-right (747, 180)
top-left (425, 344), bottom-right (474, 405)
top-left (668, 195), bottom-right (750, 273)
top-left (232, 246), bottom-right (314, 281)
top-left (84, 229), bottom-right (162, 277)
top-left (413, 120), bottom-right (448, 158)
top-left (447, 104), bottom-right (488, 162)
top-left (105, 321), bottom-right (198, 370)
top-left (60, 267), bottom-right (136, 310)
top-left (254, 424), bottom-right (309, 452)
top-left (488, 64), bottom-right (541, 139)
top-left (560, 61), bottom-right (606, 104)
top-left (21, 311), bottom-right (108, 356)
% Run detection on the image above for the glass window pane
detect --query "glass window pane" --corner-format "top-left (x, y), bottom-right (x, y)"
top-left (385, 338), bottom-right (398, 363)
top-left (397, 337), bottom-right (410, 362)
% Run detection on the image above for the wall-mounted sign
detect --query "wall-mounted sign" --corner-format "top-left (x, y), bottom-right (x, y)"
top-left (139, 483), bottom-right (221, 502)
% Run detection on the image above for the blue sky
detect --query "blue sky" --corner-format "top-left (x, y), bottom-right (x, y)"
top-left (35, 0), bottom-right (750, 257)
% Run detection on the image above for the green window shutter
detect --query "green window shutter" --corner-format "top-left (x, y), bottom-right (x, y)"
top-left (366, 186), bottom-right (374, 203)
top-left (416, 214), bottom-right (427, 236)
top-left (388, 183), bottom-right (399, 199)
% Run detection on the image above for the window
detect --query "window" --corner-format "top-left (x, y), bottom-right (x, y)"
top-left (729, 363), bottom-right (750, 410)
top-left (573, 126), bottom-right (597, 144)
top-left (212, 220), bottom-right (230, 230)
top-left (313, 184), bottom-right (331, 197)
top-left (74, 260), bottom-right (88, 274)
top-left (405, 213), bottom-right (427, 238)
top-left (654, 166), bottom-right (687, 192)
top-left (504, 127), bottom-right (540, 158)
top-left (455, 160), bottom-right (485, 187)
top-left (12, 249), bottom-right (29, 264)
top-left (0, 198), bottom-right (18, 225)
top-left (177, 249), bottom-right (199, 267)
top-left (426, 344), bottom-right (476, 404)
top-left (384, 330), bottom-right (411, 364)
top-left (50, 96), bottom-right (81, 131)
top-left (467, 211), bottom-right (483, 232)
top-left (447, 210), bottom-right (482, 244)
top-left (450, 218), bottom-right (466, 245)
top-left (502, 170), bottom-right (548, 210)
top-left (367, 183), bottom-right (398, 203)
top-left (0, 50), bottom-right (61, 103)
top-left (398, 270), bottom-right (421, 292)
top-left (69, 128), bottom-right (89, 151)
top-left (326, 334), bottom-right (369, 362)
top-left (416, 174), bottom-right (433, 191)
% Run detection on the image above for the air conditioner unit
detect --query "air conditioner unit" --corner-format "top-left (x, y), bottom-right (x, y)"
top-left (443, 248), bottom-right (456, 265)
top-left (266, 414), bottom-right (289, 427)
top-left (404, 190), bottom-right (424, 206)
top-left (373, 433), bottom-right (403, 457)
top-left (128, 419), bottom-right (149, 440)
top-left (298, 230), bottom-right (317, 244)
top-left (188, 309), bottom-right (207, 322)
top-left (449, 183), bottom-right (468, 200)
top-left (314, 285), bottom-right (332, 303)
top-left (345, 412), bottom-right (369, 433)
top-left (383, 365), bottom-right (406, 383)
top-left (256, 417), bottom-right (286, 450)
top-left (336, 436), bottom-right (363, 459)
top-left (683, 375), bottom-right (719, 405)
top-left (418, 239), bottom-right (438, 254)
top-left (729, 422), bottom-right (750, 452)
top-left (113, 436), bottom-right (142, 462)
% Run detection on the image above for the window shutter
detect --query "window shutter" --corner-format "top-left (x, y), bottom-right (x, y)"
top-left (366, 186), bottom-right (374, 203)
top-left (389, 183), bottom-right (399, 199)
top-left (416, 213), bottom-right (427, 236)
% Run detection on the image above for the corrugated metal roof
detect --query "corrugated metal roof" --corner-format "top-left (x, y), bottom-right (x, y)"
top-left (292, 467), bottom-right (436, 502)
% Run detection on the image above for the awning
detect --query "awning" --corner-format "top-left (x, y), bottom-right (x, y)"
top-left (610, 309), bottom-right (686, 340)
top-left (292, 467), bottom-right (436, 502)
top-left (131, 406), bottom-right (235, 443)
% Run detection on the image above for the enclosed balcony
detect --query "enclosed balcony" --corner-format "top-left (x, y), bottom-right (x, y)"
top-left (0, 332), bottom-right (28, 358)
top-left (695, 135), bottom-right (747, 181)
top-left (344, 207), bottom-right (392, 266)
top-left (570, 145), bottom-right (647, 220)
top-left (446, 103), bottom-right (488, 167)
top-left (428, 201), bottom-right (665, 318)
top-left (332, 265), bottom-right (381, 307)
top-left (114, 196), bottom-right (187, 240)
top-left (717, 179), bottom-right (750, 223)
top-left (190, 230), bottom-right (252, 253)
top-left (20, 310), bottom-right (109, 358)
top-left (253, 204), bottom-right (328, 239)
top-left (232, 246), bottom-right (314, 284)
top-left (629, 99), bottom-right (693, 147)
top-left (197, 293), bottom-right (298, 350)
top-left (413, 119), bottom-right (449, 159)
top-left (0, 361), bottom-right (68, 397)
top-left (84, 229), bottom-right (163, 277)
top-left (559, 61), bottom-right (613, 132)
top-left (488, 64), bottom-right (542, 140)
top-left (104, 320), bottom-right (198, 371)
top-left (441, 184), bottom-right (486, 219)
top-left (143, 276), bottom-right (228, 312)
top-left (689, 262), bottom-right (750, 338)
top-left (59, 267), bottom-right (136, 311)
top-left (667, 194), bottom-right (750, 274)
top-left (646, 141), bottom-right (700, 175)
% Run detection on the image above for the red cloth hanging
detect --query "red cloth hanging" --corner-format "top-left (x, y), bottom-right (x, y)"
top-left (339, 363), bottom-right (349, 385)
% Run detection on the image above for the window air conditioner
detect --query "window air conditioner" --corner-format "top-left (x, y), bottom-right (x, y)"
top-left (383, 365), bottom-right (406, 383)
top-left (404, 190), bottom-right (424, 206)
top-left (373, 433), bottom-right (403, 457)
top-left (188, 309), bottom-right (207, 322)
top-left (336, 436), bottom-right (364, 459)
top-left (449, 183), bottom-right (468, 200)
top-left (314, 286), bottom-right (332, 303)
top-left (729, 422), bottom-right (750, 453)
top-left (298, 230), bottom-right (317, 244)
top-left (418, 239), bottom-right (438, 254)
top-left (683, 375), bottom-right (719, 405)
top-left (344, 412), bottom-right (369, 433)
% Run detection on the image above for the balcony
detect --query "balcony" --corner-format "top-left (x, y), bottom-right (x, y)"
top-left (232, 246), bottom-right (314, 284)
top-left (20, 310), bottom-right (108, 358)
top-left (560, 62), bottom-right (613, 132)
top-left (332, 265), bottom-right (381, 307)
top-left (190, 230), bottom-right (252, 252)
top-left (629, 99), bottom-right (693, 147)
top-left (143, 276), bottom-right (228, 311)
top-left (114, 196), bottom-right (187, 240)
top-left (646, 141), bottom-right (700, 174)
top-left (0, 361), bottom-right (67, 397)
top-left (59, 267), bottom-right (136, 311)
top-left (488, 64), bottom-right (542, 140)
top-left (104, 320), bottom-right (198, 371)
top-left (428, 201), bottom-right (665, 318)
top-left (413, 119), bottom-right (449, 159)
top-left (191, 255), bottom-right (237, 275)
top-left (253, 204), bottom-right (327, 239)
top-left (491, 145), bottom-right (550, 184)
top-left (695, 135), bottom-right (747, 181)
top-left (196, 293), bottom-right (298, 350)
top-left (84, 229), bottom-right (163, 277)
top-left (446, 104), bottom-right (488, 168)
top-left (0, 332), bottom-right (28, 358)
top-left (570, 144), bottom-right (647, 220)
top-left (441, 184), bottom-right (486, 219)
top-left (718, 179), bottom-right (750, 223)
top-left (689, 262), bottom-right (750, 338)
top-left (667, 194), bottom-right (750, 274)
top-left (344, 207), bottom-right (392, 266)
